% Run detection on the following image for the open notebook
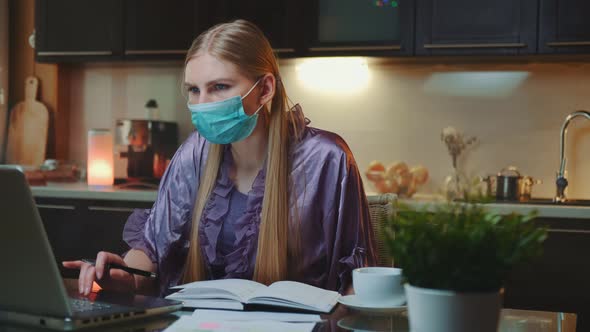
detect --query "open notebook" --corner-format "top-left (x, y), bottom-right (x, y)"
top-left (165, 279), bottom-right (340, 313)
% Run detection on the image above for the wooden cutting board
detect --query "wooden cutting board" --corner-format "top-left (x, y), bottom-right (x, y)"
top-left (6, 76), bottom-right (49, 166)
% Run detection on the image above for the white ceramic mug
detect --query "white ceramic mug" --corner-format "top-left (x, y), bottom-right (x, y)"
top-left (353, 267), bottom-right (405, 305)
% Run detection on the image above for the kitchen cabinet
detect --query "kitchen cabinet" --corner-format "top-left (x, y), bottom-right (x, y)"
top-left (34, 0), bottom-right (590, 61)
top-left (415, 0), bottom-right (538, 55)
top-left (35, 0), bottom-right (200, 62)
top-left (124, 0), bottom-right (198, 60)
top-left (198, 0), bottom-right (303, 56)
top-left (35, 0), bottom-right (124, 62)
top-left (305, 0), bottom-right (414, 56)
top-left (35, 197), bottom-right (153, 278)
top-left (538, 0), bottom-right (590, 54)
top-left (504, 217), bottom-right (590, 331)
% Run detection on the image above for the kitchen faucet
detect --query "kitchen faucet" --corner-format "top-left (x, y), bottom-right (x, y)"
top-left (556, 110), bottom-right (590, 203)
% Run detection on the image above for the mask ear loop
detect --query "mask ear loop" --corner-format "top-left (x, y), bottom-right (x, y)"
top-left (241, 78), bottom-right (262, 100)
top-left (252, 104), bottom-right (265, 115)
top-left (242, 78), bottom-right (265, 116)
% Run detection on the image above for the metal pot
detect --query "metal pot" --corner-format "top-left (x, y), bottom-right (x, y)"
top-left (496, 166), bottom-right (521, 201)
top-left (482, 166), bottom-right (541, 202)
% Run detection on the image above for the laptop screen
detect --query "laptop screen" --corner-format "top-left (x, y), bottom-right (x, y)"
top-left (0, 167), bottom-right (73, 317)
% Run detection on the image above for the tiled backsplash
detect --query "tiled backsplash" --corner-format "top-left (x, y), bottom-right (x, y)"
top-left (66, 58), bottom-right (590, 199)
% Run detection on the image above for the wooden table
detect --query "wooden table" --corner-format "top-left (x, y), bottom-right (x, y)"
top-left (0, 279), bottom-right (578, 331)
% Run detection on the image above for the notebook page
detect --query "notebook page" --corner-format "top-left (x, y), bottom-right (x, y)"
top-left (179, 299), bottom-right (244, 311)
top-left (248, 281), bottom-right (340, 313)
top-left (170, 279), bottom-right (266, 302)
top-left (193, 309), bottom-right (322, 322)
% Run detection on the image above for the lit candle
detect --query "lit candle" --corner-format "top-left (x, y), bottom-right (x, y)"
top-left (87, 129), bottom-right (114, 187)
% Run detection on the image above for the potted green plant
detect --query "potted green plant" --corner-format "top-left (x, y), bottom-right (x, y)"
top-left (384, 196), bottom-right (547, 332)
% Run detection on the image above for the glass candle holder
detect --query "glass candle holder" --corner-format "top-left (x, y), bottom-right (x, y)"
top-left (87, 129), bottom-right (114, 187)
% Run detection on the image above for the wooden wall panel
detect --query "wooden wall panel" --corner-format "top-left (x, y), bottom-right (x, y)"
top-left (9, 0), bottom-right (35, 105)
top-left (9, 0), bottom-right (69, 161)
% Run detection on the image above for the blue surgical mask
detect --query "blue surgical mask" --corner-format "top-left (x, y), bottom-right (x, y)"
top-left (188, 80), bottom-right (263, 144)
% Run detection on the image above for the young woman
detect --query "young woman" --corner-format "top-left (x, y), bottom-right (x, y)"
top-left (65, 20), bottom-right (376, 297)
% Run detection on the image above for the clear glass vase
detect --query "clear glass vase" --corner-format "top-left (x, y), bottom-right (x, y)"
top-left (443, 169), bottom-right (469, 201)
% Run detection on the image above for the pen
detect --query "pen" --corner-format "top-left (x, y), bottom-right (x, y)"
top-left (81, 258), bottom-right (157, 279)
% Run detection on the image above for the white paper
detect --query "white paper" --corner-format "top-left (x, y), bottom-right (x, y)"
top-left (163, 316), bottom-right (316, 332)
top-left (250, 280), bottom-right (340, 313)
top-left (170, 279), bottom-right (266, 303)
top-left (192, 309), bottom-right (322, 322)
top-left (180, 299), bottom-right (244, 311)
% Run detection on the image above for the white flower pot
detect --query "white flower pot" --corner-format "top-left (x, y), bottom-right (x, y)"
top-left (405, 284), bottom-right (501, 332)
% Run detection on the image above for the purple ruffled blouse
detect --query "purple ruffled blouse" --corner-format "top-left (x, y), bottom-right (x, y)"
top-left (123, 105), bottom-right (377, 296)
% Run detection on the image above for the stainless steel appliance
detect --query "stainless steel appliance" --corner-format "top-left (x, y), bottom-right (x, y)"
top-left (114, 119), bottom-right (178, 187)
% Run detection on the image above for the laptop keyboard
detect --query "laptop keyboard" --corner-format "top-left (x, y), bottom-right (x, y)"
top-left (70, 298), bottom-right (112, 312)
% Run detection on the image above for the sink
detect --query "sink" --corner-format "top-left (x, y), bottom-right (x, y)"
top-left (496, 198), bottom-right (590, 206)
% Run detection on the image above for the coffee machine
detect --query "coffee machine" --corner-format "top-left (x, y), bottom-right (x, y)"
top-left (114, 119), bottom-right (178, 188)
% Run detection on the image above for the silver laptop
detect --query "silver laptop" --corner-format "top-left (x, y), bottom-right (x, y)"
top-left (0, 167), bottom-right (182, 330)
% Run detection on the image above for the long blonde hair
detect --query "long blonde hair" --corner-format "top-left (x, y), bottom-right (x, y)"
top-left (182, 20), bottom-right (298, 285)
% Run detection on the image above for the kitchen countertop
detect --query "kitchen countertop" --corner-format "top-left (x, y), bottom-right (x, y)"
top-left (31, 184), bottom-right (590, 219)
top-left (400, 194), bottom-right (590, 219)
top-left (31, 182), bottom-right (158, 202)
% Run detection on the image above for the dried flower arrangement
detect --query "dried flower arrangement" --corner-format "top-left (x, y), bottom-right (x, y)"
top-left (440, 127), bottom-right (478, 200)
top-left (441, 126), bottom-right (477, 169)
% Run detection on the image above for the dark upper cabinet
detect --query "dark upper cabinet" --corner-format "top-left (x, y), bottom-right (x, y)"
top-left (415, 0), bottom-right (538, 55)
top-left (539, 0), bottom-right (590, 54)
top-left (198, 0), bottom-right (303, 56)
top-left (36, 0), bottom-right (199, 62)
top-left (305, 0), bottom-right (415, 56)
top-left (35, 0), bottom-right (590, 61)
top-left (124, 0), bottom-right (198, 60)
top-left (35, 0), bottom-right (124, 62)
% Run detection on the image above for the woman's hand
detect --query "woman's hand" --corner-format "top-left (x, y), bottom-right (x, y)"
top-left (62, 251), bottom-right (136, 296)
